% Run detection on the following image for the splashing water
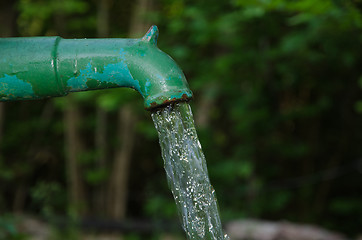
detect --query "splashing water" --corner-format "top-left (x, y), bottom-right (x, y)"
top-left (152, 102), bottom-right (229, 240)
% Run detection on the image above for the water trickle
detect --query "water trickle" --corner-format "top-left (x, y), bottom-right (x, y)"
top-left (152, 102), bottom-right (229, 240)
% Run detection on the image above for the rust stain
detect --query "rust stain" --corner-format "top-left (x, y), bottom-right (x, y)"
top-left (147, 94), bottom-right (192, 111)
top-left (181, 93), bottom-right (188, 99)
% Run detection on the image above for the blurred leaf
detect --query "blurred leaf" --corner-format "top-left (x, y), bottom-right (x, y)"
top-left (144, 196), bottom-right (177, 218)
top-left (85, 168), bottom-right (108, 185)
top-left (354, 101), bottom-right (362, 113)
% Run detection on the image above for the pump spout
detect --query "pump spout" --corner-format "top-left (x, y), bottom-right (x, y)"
top-left (0, 26), bottom-right (192, 110)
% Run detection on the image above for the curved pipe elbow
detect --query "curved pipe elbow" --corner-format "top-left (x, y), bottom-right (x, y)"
top-left (127, 26), bottom-right (193, 110)
top-left (58, 25), bottom-right (192, 110)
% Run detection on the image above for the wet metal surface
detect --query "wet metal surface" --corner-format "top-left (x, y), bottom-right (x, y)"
top-left (0, 26), bottom-right (192, 110)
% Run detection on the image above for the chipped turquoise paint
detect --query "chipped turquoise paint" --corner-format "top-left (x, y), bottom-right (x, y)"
top-left (0, 25), bottom-right (192, 109)
top-left (66, 61), bottom-right (139, 92)
top-left (145, 79), bottom-right (151, 95)
top-left (0, 74), bottom-right (34, 99)
top-left (0, 37), bottom-right (64, 98)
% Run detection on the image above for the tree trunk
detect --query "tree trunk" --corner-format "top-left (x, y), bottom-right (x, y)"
top-left (64, 95), bottom-right (87, 214)
top-left (94, 107), bottom-right (108, 216)
top-left (129, 0), bottom-right (154, 38)
top-left (0, 0), bottom-right (16, 157)
top-left (13, 184), bottom-right (27, 213)
top-left (0, 0), bottom-right (16, 213)
top-left (0, 103), bottom-right (4, 155)
top-left (97, 0), bottom-right (111, 38)
top-left (0, 0), bottom-right (17, 37)
top-left (108, 105), bottom-right (136, 219)
top-left (194, 83), bottom-right (218, 129)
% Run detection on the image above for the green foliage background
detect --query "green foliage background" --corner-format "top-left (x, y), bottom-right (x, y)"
top-left (1, 0), bottom-right (362, 238)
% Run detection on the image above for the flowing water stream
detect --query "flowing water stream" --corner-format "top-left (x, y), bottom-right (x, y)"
top-left (152, 102), bottom-right (229, 240)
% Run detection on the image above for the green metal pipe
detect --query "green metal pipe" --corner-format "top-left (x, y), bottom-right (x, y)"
top-left (0, 26), bottom-right (192, 110)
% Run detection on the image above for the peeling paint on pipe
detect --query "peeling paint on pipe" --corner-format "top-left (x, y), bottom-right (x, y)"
top-left (0, 26), bottom-right (192, 110)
